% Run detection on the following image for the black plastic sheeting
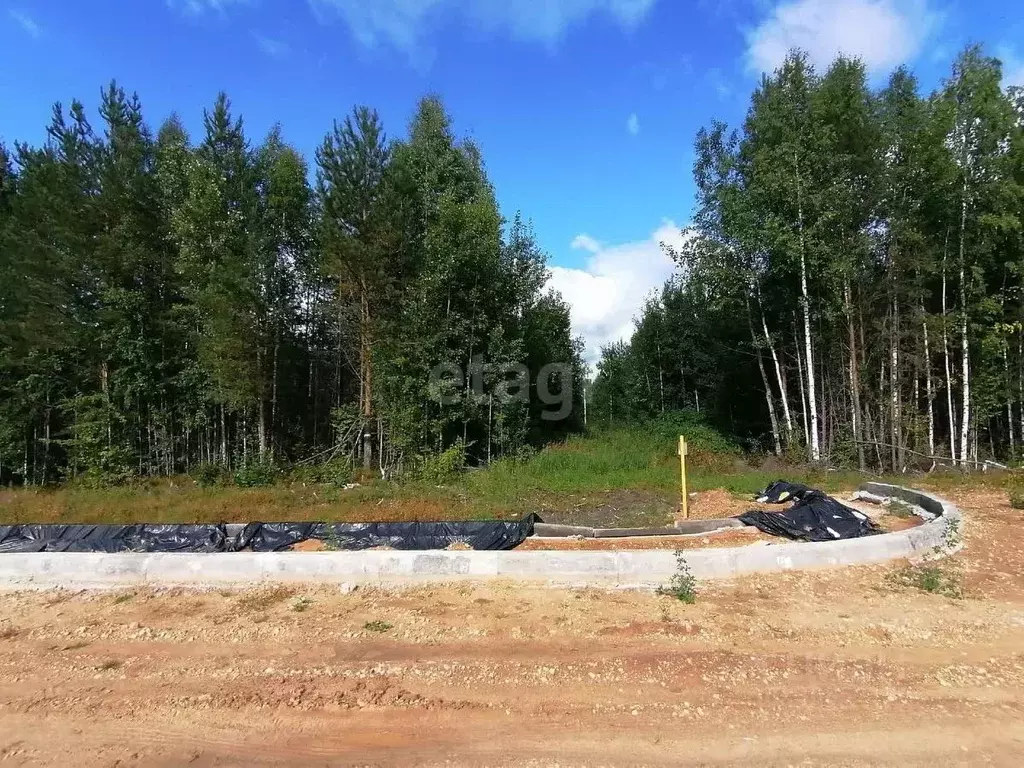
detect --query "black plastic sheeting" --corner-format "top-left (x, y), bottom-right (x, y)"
top-left (0, 524), bottom-right (228, 553)
top-left (738, 480), bottom-right (881, 542)
top-left (0, 516), bottom-right (540, 554)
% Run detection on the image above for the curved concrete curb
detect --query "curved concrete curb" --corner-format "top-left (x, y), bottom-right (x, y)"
top-left (0, 483), bottom-right (962, 590)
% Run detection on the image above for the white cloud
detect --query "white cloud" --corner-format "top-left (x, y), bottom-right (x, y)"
top-left (626, 112), bottom-right (640, 135)
top-left (548, 221), bottom-right (684, 365)
top-left (254, 33), bottom-right (289, 57)
top-left (167, 0), bottom-right (250, 15)
top-left (309, 0), bottom-right (657, 54)
top-left (745, 0), bottom-right (938, 76)
top-left (8, 9), bottom-right (41, 37)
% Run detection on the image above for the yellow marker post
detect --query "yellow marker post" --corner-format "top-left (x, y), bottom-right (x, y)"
top-left (678, 435), bottom-right (689, 520)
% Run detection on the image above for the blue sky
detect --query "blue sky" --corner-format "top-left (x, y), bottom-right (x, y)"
top-left (2, 0), bottom-right (1023, 362)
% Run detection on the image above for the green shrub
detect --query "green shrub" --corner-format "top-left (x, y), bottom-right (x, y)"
top-left (291, 456), bottom-right (354, 487)
top-left (417, 441), bottom-right (466, 484)
top-left (234, 461), bottom-right (279, 488)
top-left (1010, 490), bottom-right (1024, 510)
top-left (658, 551), bottom-right (697, 604)
top-left (190, 462), bottom-right (226, 488)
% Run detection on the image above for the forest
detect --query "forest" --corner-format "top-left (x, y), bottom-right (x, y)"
top-left (4, 42), bottom-right (1023, 490)
top-left (0, 90), bottom-right (584, 485)
top-left (592, 45), bottom-right (1024, 472)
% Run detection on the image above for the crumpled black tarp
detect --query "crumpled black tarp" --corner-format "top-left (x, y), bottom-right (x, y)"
top-left (233, 516), bottom-right (540, 552)
top-left (0, 523), bottom-right (228, 553)
top-left (738, 480), bottom-right (880, 542)
top-left (0, 515), bottom-right (540, 553)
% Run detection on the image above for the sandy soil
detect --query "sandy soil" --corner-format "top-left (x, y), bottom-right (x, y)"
top-left (1, 488), bottom-right (1022, 766)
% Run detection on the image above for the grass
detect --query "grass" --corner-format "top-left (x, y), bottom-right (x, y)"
top-left (363, 620), bottom-right (393, 633)
top-left (1, 420), bottom-right (1014, 526)
top-left (888, 562), bottom-right (964, 599)
top-left (290, 596), bottom-right (312, 612)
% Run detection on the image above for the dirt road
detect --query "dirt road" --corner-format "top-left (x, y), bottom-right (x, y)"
top-left (2, 489), bottom-right (1024, 766)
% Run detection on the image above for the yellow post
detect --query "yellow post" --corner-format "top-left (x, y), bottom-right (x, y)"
top-left (678, 435), bottom-right (689, 520)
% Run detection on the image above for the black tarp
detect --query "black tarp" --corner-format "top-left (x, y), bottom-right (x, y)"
top-left (0, 523), bottom-right (228, 553)
top-left (738, 480), bottom-right (880, 542)
top-left (0, 515), bottom-right (540, 554)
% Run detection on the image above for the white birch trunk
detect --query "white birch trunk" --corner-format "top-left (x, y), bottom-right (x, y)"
top-left (795, 154), bottom-right (819, 461)
top-left (749, 302), bottom-right (782, 456)
top-left (942, 248), bottom-right (957, 465)
top-left (958, 190), bottom-right (970, 468)
top-left (923, 314), bottom-right (935, 456)
top-left (794, 321), bottom-right (810, 448)
top-left (891, 293), bottom-right (901, 470)
top-left (760, 308), bottom-right (793, 441)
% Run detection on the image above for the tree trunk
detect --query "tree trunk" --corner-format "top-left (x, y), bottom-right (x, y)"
top-left (360, 287), bottom-right (374, 469)
top-left (890, 292), bottom-right (901, 470)
top-left (958, 191), bottom-right (970, 468)
top-left (794, 319), bottom-right (810, 448)
top-left (1005, 343), bottom-right (1015, 458)
top-left (749, 300), bottom-right (781, 456)
top-left (760, 300), bottom-right (793, 442)
top-left (844, 283), bottom-right (865, 470)
top-left (923, 313), bottom-right (935, 456)
top-left (795, 153), bottom-right (819, 461)
top-left (941, 241), bottom-right (957, 465)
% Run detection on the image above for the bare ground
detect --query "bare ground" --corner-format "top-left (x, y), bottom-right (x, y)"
top-left (0, 489), bottom-right (1022, 766)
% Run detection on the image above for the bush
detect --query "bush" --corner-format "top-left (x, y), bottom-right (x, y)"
top-left (190, 462), bottom-right (226, 488)
top-left (658, 551), bottom-right (697, 604)
top-left (417, 441), bottom-right (466, 484)
top-left (234, 461), bottom-right (279, 488)
top-left (291, 457), bottom-right (354, 488)
top-left (1010, 491), bottom-right (1024, 510)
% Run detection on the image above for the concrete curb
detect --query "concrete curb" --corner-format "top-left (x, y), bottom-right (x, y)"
top-left (0, 483), bottom-right (962, 590)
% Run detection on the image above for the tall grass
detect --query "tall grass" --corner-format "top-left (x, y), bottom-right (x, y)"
top-left (0, 413), bottom-right (1007, 525)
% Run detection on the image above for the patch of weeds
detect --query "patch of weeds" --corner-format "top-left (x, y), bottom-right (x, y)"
top-left (888, 563), bottom-right (964, 599)
top-left (657, 550), bottom-right (697, 604)
top-left (885, 499), bottom-right (917, 518)
top-left (943, 517), bottom-right (963, 550)
top-left (1009, 490), bottom-right (1024, 510)
top-left (235, 586), bottom-right (295, 612)
top-left (113, 592), bottom-right (135, 604)
top-left (96, 659), bottom-right (123, 671)
top-left (364, 620), bottom-right (393, 633)
top-left (290, 596), bottom-right (312, 612)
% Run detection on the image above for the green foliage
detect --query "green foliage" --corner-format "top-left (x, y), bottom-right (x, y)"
top-left (233, 461), bottom-right (279, 488)
top-left (0, 85), bottom-right (584, 487)
top-left (190, 462), bottom-right (226, 488)
top-left (363, 620), bottom-right (393, 633)
top-left (1010, 491), bottom-right (1024, 510)
top-left (417, 441), bottom-right (466, 484)
top-left (658, 551), bottom-right (697, 604)
top-left (888, 562), bottom-right (964, 598)
top-left (291, 457), bottom-right (354, 488)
